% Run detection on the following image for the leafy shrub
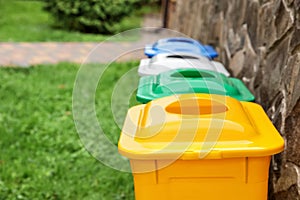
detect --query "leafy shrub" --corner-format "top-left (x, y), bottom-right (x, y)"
top-left (44, 0), bottom-right (142, 34)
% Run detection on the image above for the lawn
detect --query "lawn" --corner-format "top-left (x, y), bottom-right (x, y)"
top-left (0, 62), bottom-right (140, 199)
top-left (0, 0), bottom-right (154, 42)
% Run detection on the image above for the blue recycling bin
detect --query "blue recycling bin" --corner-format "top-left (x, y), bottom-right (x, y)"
top-left (144, 37), bottom-right (218, 59)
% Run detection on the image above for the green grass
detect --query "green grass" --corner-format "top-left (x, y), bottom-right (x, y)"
top-left (0, 0), bottom-right (154, 42)
top-left (0, 62), bottom-right (140, 199)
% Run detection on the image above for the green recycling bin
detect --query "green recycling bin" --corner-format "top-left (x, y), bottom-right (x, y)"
top-left (136, 68), bottom-right (255, 103)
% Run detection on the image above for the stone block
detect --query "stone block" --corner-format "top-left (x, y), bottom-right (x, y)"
top-left (257, 2), bottom-right (277, 47)
top-left (264, 35), bottom-right (290, 100)
top-left (274, 0), bottom-right (294, 39)
top-left (289, 28), bottom-right (300, 54)
top-left (283, 0), bottom-right (295, 6)
top-left (285, 99), bottom-right (300, 165)
top-left (229, 49), bottom-right (245, 76)
top-left (283, 53), bottom-right (300, 114)
top-left (273, 162), bottom-right (300, 199)
top-left (245, 0), bottom-right (260, 50)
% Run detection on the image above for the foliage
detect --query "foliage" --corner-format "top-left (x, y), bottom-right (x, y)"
top-left (0, 0), bottom-right (151, 42)
top-left (0, 62), bottom-right (139, 199)
top-left (44, 0), bottom-right (142, 34)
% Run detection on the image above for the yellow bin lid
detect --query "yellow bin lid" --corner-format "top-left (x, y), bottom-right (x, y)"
top-left (118, 94), bottom-right (284, 160)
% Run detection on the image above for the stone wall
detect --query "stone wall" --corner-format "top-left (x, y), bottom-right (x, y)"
top-left (167, 0), bottom-right (300, 199)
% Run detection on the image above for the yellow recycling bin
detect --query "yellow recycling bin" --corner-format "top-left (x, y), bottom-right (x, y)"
top-left (118, 94), bottom-right (284, 200)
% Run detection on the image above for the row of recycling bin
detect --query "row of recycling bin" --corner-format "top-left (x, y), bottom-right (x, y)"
top-left (118, 37), bottom-right (284, 200)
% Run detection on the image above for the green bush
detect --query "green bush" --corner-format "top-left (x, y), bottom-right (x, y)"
top-left (44, 0), bottom-right (141, 34)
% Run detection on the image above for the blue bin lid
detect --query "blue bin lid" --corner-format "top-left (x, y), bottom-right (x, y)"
top-left (144, 37), bottom-right (218, 59)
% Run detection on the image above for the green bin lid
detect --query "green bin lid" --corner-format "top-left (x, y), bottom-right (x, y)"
top-left (136, 69), bottom-right (255, 103)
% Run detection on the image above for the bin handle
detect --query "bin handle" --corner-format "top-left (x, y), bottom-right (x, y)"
top-left (169, 70), bottom-right (216, 79)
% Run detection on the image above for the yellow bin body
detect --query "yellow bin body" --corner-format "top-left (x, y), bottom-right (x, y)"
top-left (118, 94), bottom-right (284, 200)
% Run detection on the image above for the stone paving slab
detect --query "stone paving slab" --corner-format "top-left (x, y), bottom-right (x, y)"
top-left (0, 42), bottom-right (145, 67)
top-left (0, 14), bottom-right (181, 67)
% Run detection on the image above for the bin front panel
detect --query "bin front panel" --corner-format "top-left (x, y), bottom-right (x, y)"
top-left (131, 157), bottom-right (271, 200)
top-left (157, 158), bottom-right (247, 183)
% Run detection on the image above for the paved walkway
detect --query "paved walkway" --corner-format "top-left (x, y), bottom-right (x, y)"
top-left (0, 14), bottom-right (177, 67)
